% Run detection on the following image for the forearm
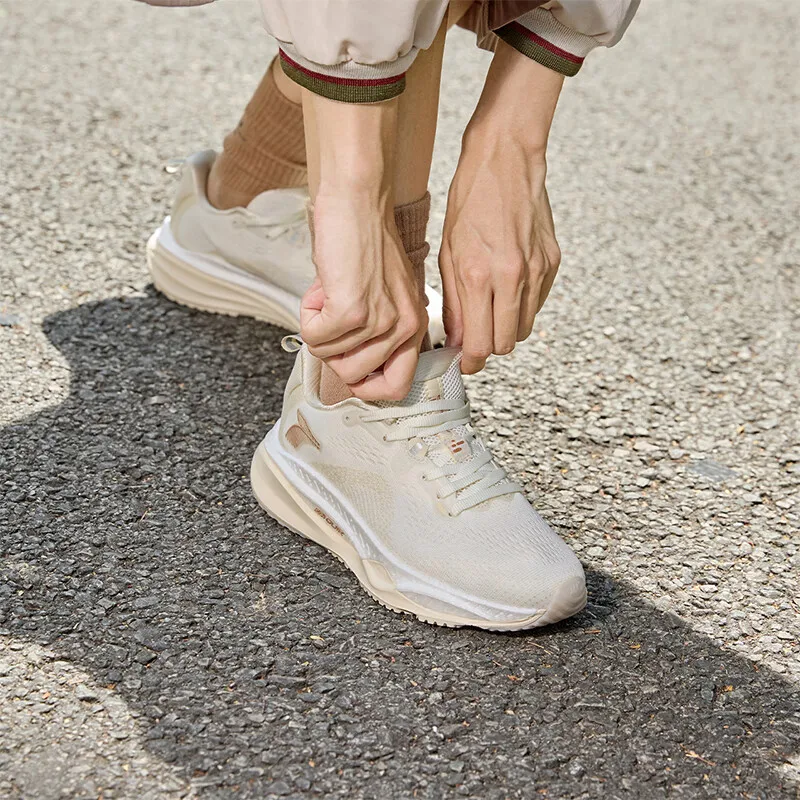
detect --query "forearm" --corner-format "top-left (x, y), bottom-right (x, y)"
top-left (464, 39), bottom-right (564, 157)
top-left (302, 90), bottom-right (399, 216)
top-left (298, 89), bottom-right (426, 399)
top-left (441, 40), bottom-right (565, 367)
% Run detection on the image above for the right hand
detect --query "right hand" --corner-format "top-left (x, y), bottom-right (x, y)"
top-left (300, 191), bottom-right (428, 402)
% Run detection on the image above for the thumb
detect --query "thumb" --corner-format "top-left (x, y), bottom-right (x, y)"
top-left (300, 277), bottom-right (326, 336)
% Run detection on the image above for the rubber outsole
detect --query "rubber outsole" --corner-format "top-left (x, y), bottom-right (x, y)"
top-left (250, 442), bottom-right (587, 631)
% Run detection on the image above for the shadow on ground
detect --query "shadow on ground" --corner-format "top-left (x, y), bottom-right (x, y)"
top-left (1, 294), bottom-right (798, 799)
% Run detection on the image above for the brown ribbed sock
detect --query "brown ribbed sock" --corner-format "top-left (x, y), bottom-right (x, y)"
top-left (317, 193), bottom-right (432, 405)
top-left (207, 59), bottom-right (307, 210)
top-left (394, 193), bottom-right (431, 300)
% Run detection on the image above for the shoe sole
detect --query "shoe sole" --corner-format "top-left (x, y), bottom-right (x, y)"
top-left (147, 218), bottom-right (302, 331)
top-left (251, 440), bottom-right (587, 631)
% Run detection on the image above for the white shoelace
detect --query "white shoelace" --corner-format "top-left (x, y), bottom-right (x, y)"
top-left (361, 399), bottom-right (521, 516)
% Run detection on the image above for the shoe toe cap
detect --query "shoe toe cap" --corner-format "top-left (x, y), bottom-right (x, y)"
top-left (530, 571), bottom-right (587, 626)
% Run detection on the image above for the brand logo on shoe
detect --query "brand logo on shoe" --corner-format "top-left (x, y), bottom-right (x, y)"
top-left (313, 507), bottom-right (345, 537)
top-left (449, 439), bottom-right (466, 455)
top-left (286, 410), bottom-right (321, 451)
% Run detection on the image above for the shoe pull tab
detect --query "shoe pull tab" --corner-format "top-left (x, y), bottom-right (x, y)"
top-left (281, 334), bottom-right (304, 353)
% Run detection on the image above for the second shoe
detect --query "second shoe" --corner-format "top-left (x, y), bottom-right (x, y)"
top-left (147, 150), bottom-right (446, 343)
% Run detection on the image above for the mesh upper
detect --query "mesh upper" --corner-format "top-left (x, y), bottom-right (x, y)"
top-left (300, 349), bottom-right (584, 611)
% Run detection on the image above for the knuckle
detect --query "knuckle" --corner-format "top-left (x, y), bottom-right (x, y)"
top-left (397, 315), bottom-right (419, 341)
top-left (383, 305), bottom-right (400, 328)
top-left (501, 261), bottom-right (526, 282)
top-left (461, 262), bottom-right (489, 288)
top-left (343, 306), bottom-right (369, 330)
top-left (334, 361), bottom-right (364, 385)
top-left (495, 342), bottom-right (516, 356)
top-left (466, 345), bottom-right (491, 361)
top-left (546, 242), bottom-right (562, 268)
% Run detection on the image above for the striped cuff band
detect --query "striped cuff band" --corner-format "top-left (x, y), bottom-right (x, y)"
top-left (279, 50), bottom-right (406, 104)
top-left (495, 20), bottom-right (586, 77)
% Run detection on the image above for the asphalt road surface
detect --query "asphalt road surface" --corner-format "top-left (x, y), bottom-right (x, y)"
top-left (1, 1), bottom-right (798, 798)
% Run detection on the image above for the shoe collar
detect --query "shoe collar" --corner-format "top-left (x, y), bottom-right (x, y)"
top-left (187, 150), bottom-right (309, 224)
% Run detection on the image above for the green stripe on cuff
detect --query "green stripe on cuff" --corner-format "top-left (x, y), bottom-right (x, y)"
top-left (279, 56), bottom-right (406, 104)
top-left (495, 24), bottom-right (584, 77)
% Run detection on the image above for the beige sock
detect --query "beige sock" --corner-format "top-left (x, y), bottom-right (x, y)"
top-left (318, 193), bottom-right (432, 405)
top-left (207, 59), bottom-right (307, 210)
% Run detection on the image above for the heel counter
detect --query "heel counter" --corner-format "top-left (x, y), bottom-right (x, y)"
top-left (170, 154), bottom-right (217, 252)
top-left (170, 161), bottom-right (198, 229)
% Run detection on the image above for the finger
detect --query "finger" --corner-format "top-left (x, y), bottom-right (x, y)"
top-left (438, 245), bottom-right (464, 348)
top-left (298, 277), bottom-right (325, 335)
top-left (492, 269), bottom-right (525, 355)
top-left (303, 276), bottom-right (324, 311)
top-left (458, 277), bottom-right (493, 375)
top-left (326, 331), bottom-right (402, 385)
top-left (306, 316), bottom-right (392, 361)
top-left (350, 333), bottom-right (423, 402)
top-left (301, 304), bottom-right (368, 350)
top-left (537, 266), bottom-right (557, 312)
top-left (325, 309), bottom-right (424, 385)
top-left (516, 279), bottom-right (540, 342)
top-left (302, 294), bottom-right (398, 353)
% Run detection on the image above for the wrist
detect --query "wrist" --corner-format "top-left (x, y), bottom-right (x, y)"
top-left (463, 115), bottom-right (549, 163)
top-left (317, 168), bottom-right (393, 205)
top-left (464, 39), bottom-right (562, 158)
top-left (315, 181), bottom-right (394, 219)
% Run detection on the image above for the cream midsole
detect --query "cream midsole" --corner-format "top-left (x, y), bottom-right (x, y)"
top-left (147, 219), bottom-right (301, 331)
top-left (250, 432), bottom-right (549, 628)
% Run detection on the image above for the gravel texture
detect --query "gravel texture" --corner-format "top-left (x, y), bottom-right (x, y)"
top-left (1, 1), bottom-right (798, 798)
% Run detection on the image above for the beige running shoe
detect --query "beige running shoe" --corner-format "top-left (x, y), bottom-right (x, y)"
top-left (251, 339), bottom-right (587, 630)
top-left (147, 150), bottom-right (446, 342)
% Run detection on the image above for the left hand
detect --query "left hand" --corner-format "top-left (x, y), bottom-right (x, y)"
top-left (439, 129), bottom-right (561, 374)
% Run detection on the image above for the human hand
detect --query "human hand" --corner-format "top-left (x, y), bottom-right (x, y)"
top-left (439, 132), bottom-right (560, 374)
top-left (300, 192), bottom-right (428, 401)
top-left (438, 40), bottom-right (564, 375)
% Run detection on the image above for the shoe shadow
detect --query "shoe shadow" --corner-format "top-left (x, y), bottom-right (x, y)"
top-left (1, 293), bottom-right (797, 799)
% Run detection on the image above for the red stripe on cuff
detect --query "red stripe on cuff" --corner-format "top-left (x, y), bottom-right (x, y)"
top-left (508, 21), bottom-right (584, 65)
top-left (279, 50), bottom-right (405, 88)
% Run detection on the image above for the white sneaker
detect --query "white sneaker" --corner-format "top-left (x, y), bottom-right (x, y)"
top-left (251, 340), bottom-right (586, 630)
top-left (147, 150), bottom-right (446, 342)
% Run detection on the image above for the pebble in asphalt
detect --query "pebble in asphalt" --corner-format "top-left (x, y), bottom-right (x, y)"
top-left (1, 1), bottom-right (798, 798)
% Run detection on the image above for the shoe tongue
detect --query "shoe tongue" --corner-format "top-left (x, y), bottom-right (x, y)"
top-left (246, 187), bottom-right (308, 221)
top-left (413, 347), bottom-right (460, 384)
top-left (386, 348), bottom-right (477, 467)
top-left (395, 348), bottom-right (465, 408)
